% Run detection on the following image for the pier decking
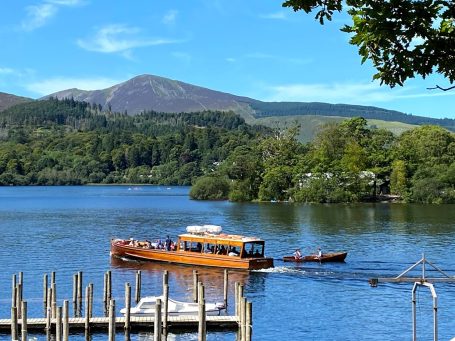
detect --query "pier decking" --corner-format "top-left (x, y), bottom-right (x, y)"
top-left (0, 315), bottom-right (239, 331)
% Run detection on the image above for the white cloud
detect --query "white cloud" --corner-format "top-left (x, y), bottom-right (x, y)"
top-left (24, 76), bottom-right (123, 96)
top-left (21, 3), bottom-right (58, 31)
top-left (264, 81), bottom-right (455, 104)
top-left (162, 10), bottom-right (178, 25)
top-left (77, 24), bottom-right (179, 55)
top-left (21, 0), bottom-right (84, 31)
top-left (0, 67), bottom-right (15, 74)
top-left (226, 58), bottom-right (236, 63)
top-left (259, 11), bottom-right (288, 20)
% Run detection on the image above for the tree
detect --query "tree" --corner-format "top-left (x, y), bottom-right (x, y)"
top-left (283, 0), bottom-right (455, 89)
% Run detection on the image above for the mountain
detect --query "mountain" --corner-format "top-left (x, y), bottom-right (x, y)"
top-left (44, 74), bottom-right (455, 132)
top-left (45, 74), bottom-right (256, 119)
top-left (0, 92), bottom-right (32, 112)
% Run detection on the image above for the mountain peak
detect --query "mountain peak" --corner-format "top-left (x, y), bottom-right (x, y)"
top-left (45, 74), bottom-right (254, 116)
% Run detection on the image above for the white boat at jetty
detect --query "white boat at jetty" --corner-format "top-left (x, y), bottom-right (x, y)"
top-left (120, 295), bottom-right (226, 317)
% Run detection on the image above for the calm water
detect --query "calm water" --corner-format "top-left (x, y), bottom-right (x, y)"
top-left (1, 186), bottom-right (455, 340)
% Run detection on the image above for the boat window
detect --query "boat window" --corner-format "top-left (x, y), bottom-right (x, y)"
top-left (204, 243), bottom-right (215, 254)
top-left (243, 242), bottom-right (264, 258)
top-left (216, 244), bottom-right (228, 255)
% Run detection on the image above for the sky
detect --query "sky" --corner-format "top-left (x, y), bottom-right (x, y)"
top-left (0, 0), bottom-right (454, 119)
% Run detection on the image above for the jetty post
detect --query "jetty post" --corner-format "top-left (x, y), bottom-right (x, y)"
top-left (43, 273), bottom-right (48, 312)
top-left (63, 300), bottom-right (69, 341)
top-left (223, 269), bottom-right (228, 308)
top-left (193, 270), bottom-right (199, 302)
top-left (154, 299), bottom-right (162, 341)
top-left (85, 286), bottom-right (90, 331)
top-left (245, 301), bottom-right (252, 341)
top-left (77, 271), bottom-right (83, 314)
top-left (108, 299), bottom-right (115, 341)
top-left (11, 306), bottom-right (18, 341)
top-left (56, 306), bottom-right (62, 341)
top-left (21, 300), bottom-right (28, 341)
top-left (124, 282), bottom-right (131, 331)
top-left (162, 271), bottom-right (169, 332)
top-left (135, 270), bottom-right (141, 304)
top-left (11, 274), bottom-right (16, 310)
top-left (197, 282), bottom-right (206, 341)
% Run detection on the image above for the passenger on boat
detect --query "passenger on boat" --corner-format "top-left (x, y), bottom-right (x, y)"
top-left (294, 248), bottom-right (302, 260)
top-left (317, 247), bottom-right (323, 258)
top-left (228, 247), bottom-right (239, 256)
top-left (165, 236), bottom-right (172, 251)
top-left (217, 245), bottom-right (226, 255)
top-left (128, 238), bottom-right (134, 246)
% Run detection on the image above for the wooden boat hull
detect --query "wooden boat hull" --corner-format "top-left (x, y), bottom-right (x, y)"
top-left (111, 239), bottom-right (274, 270)
top-left (283, 252), bottom-right (347, 263)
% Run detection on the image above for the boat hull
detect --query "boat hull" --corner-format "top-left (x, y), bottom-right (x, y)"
top-left (283, 252), bottom-right (348, 263)
top-left (111, 239), bottom-right (274, 270)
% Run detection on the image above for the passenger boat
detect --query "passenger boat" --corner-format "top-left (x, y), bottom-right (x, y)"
top-left (110, 225), bottom-right (274, 270)
top-left (120, 295), bottom-right (226, 317)
top-left (283, 252), bottom-right (348, 263)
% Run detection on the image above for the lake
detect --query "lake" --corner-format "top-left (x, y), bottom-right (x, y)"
top-left (0, 186), bottom-right (455, 340)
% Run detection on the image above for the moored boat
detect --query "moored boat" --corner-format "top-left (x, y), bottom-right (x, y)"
top-left (110, 225), bottom-right (274, 270)
top-left (283, 252), bottom-right (348, 263)
top-left (120, 295), bottom-right (226, 317)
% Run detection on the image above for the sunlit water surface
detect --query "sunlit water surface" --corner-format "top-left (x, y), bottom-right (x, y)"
top-left (0, 186), bottom-right (455, 340)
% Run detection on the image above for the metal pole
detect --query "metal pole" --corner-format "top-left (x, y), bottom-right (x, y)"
top-left (412, 283), bottom-right (417, 341)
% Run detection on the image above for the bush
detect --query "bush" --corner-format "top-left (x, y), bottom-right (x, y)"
top-left (189, 176), bottom-right (230, 200)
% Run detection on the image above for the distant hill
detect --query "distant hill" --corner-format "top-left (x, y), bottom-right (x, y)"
top-left (0, 92), bottom-right (32, 112)
top-left (45, 74), bottom-right (256, 120)
top-left (44, 74), bottom-right (455, 133)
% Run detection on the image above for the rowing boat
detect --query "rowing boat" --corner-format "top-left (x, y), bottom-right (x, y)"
top-left (283, 252), bottom-right (347, 263)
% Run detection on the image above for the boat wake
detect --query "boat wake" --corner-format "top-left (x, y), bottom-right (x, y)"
top-left (253, 266), bottom-right (305, 274)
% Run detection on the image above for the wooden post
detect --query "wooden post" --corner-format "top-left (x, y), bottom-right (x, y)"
top-left (11, 306), bottom-right (18, 341)
top-left (163, 270), bottom-right (169, 287)
top-left (108, 299), bottom-right (116, 341)
top-left (198, 282), bottom-right (206, 341)
top-left (89, 283), bottom-right (94, 318)
top-left (193, 270), bottom-right (199, 302)
top-left (154, 299), bottom-right (162, 341)
top-left (163, 283), bottom-right (169, 332)
top-left (77, 271), bottom-right (83, 315)
top-left (51, 271), bottom-right (56, 286)
top-left (43, 273), bottom-right (48, 311)
top-left (11, 274), bottom-right (17, 308)
top-left (234, 282), bottom-right (240, 317)
top-left (124, 283), bottom-right (131, 331)
top-left (46, 289), bottom-right (52, 331)
top-left (135, 270), bottom-right (141, 304)
top-left (16, 283), bottom-right (22, 318)
top-left (107, 270), bottom-right (112, 302)
top-left (52, 281), bottom-right (57, 318)
top-left (103, 271), bottom-right (108, 312)
top-left (223, 269), bottom-right (228, 309)
top-left (21, 301), bottom-right (27, 341)
top-left (63, 300), bottom-right (69, 341)
top-left (241, 297), bottom-right (247, 341)
top-left (85, 286), bottom-right (90, 331)
top-left (245, 301), bottom-right (252, 341)
top-left (72, 273), bottom-right (77, 310)
top-left (56, 306), bottom-right (62, 341)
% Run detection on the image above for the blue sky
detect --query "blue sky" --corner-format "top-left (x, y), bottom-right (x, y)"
top-left (1, 0), bottom-right (454, 119)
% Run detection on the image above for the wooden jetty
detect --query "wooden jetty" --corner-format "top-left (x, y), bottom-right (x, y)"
top-left (3, 269), bottom-right (253, 341)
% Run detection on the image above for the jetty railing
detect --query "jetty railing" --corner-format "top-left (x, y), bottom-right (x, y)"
top-left (3, 268), bottom-right (253, 341)
top-left (369, 254), bottom-right (455, 341)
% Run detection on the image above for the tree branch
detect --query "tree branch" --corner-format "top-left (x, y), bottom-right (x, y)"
top-left (427, 84), bottom-right (455, 91)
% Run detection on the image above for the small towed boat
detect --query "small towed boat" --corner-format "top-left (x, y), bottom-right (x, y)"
top-left (283, 252), bottom-right (348, 263)
top-left (120, 295), bottom-right (226, 317)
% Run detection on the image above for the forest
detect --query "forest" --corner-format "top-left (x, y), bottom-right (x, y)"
top-left (0, 98), bottom-right (454, 203)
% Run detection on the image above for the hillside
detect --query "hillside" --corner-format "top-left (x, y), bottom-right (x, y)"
top-left (44, 74), bottom-right (455, 133)
top-left (0, 92), bottom-right (32, 112)
top-left (45, 74), bottom-right (256, 120)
